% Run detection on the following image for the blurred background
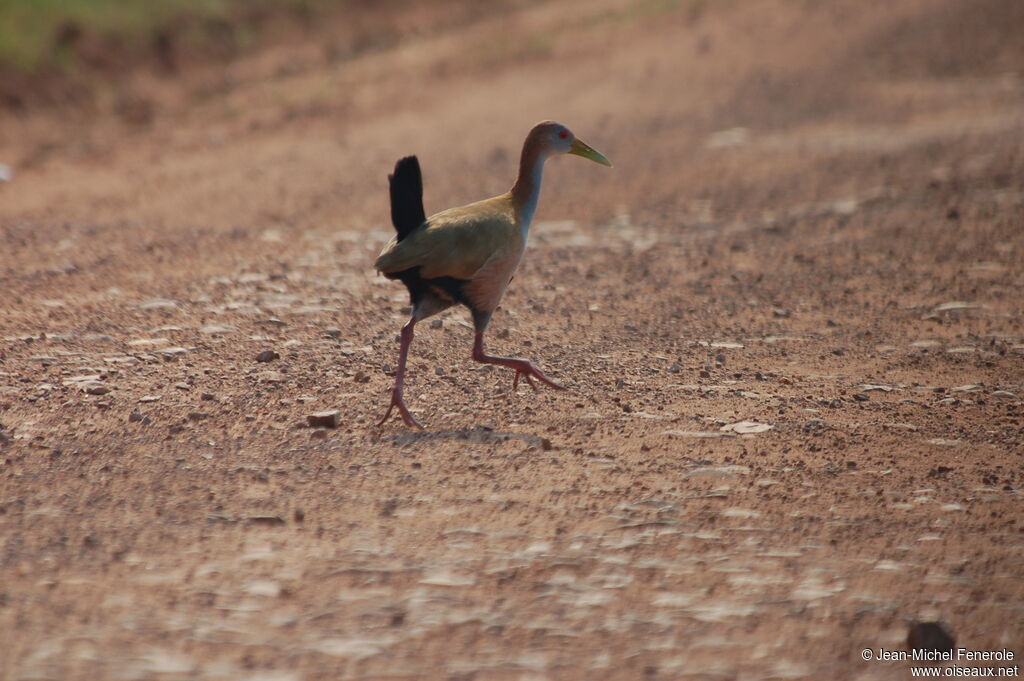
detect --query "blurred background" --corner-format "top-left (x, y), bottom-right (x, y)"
top-left (2, 0), bottom-right (1021, 264)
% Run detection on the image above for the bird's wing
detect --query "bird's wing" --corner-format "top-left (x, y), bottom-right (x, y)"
top-left (375, 195), bottom-right (520, 280)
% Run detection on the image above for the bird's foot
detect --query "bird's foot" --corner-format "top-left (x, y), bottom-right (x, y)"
top-left (377, 388), bottom-right (423, 429)
top-left (506, 359), bottom-right (565, 392)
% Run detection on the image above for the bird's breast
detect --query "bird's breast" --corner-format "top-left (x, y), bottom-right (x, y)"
top-left (462, 239), bottom-right (526, 314)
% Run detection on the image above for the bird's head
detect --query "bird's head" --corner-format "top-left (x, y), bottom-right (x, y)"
top-left (529, 121), bottom-right (612, 167)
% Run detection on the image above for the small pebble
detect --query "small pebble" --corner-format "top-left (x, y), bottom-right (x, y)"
top-left (256, 350), bottom-right (280, 363)
top-left (853, 393), bottom-right (869, 402)
top-left (199, 324), bottom-right (235, 335)
top-left (380, 498), bottom-right (399, 517)
top-left (83, 382), bottom-right (111, 395)
top-left (430, 319), bottom-right (443, 329)
top-left (907, 621), bottom-right (955, 654)
top-left (307, 410), bottom-right (341, 428)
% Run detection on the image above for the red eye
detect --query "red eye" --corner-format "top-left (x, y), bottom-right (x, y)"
top-left (558, 130), bottom-right (569, 139)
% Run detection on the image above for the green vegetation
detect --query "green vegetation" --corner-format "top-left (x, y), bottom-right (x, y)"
top-left (0, 0), bottom-right (315, 71)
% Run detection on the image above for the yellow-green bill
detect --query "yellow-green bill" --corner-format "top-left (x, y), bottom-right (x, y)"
top-left (569, 138), bottom-right (613, 167)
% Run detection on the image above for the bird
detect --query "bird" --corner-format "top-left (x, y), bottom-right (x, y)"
top-left (374, 120), bottom-right (612, 428)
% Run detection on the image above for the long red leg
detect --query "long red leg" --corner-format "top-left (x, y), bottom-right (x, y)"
top-left (378, 318), bottom-right (423, 428)
top-left (472, 332), bottom-right (565, 391)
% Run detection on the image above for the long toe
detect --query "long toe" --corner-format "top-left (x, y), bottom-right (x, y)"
top-left (527, 363), bottom-right (564, 390)
top-left (376, 395), bottom-right (397, 427)
top-left (512, 361), bottom-right (564, 391)
top-left (378, 390), bottom-right (424, 429)
top-left (520, 371), bottom-right (538, 391)
top-left (399, 405), bottom-right (424, 429)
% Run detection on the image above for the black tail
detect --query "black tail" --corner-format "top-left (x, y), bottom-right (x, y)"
top-left (389, 156), bottom-right (426, 242)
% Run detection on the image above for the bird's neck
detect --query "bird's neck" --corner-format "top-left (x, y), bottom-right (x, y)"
top-left (510, 141), bottom-right (547, 234)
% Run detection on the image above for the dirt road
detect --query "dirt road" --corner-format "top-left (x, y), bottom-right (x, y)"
top-left (1, 0), bottom-right (1022, 679)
